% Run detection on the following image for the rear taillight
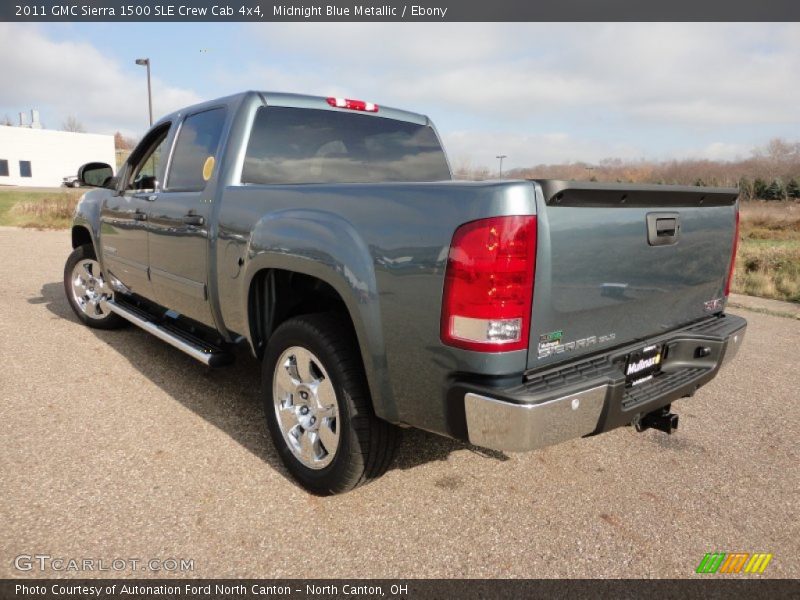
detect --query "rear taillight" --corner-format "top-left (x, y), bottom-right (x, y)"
top-left (441, 215), bottom-right (537, 352)
top-left (326, 97), bottom-right (378, 112)
top-left (724, 207), bottom-right (740, 296)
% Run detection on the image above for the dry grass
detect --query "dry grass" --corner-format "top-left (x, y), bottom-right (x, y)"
top-left (739, 200), bottom-right (800, 238)
top-left (735, 246), bottom-right (800, 302)
top-left (0, 189), bottom-right (83, 229)
top-left (734, 201), bottom-right (800, 303)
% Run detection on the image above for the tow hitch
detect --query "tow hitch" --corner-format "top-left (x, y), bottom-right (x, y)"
top-left (634, 405), bottom-right (679, 435)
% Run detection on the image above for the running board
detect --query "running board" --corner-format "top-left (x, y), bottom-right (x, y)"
top-left (106, 300), bottom-right (234, 367)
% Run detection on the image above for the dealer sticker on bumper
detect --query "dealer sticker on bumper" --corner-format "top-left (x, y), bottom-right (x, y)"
top-left (625, 344), bottom-right (663, 386)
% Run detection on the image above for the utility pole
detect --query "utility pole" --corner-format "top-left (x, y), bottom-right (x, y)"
top-left (135, 58), bottom-right (153, 127)
top-left (496, 154), bottom-right (507, 179)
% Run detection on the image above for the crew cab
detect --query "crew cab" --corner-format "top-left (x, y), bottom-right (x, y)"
top-left (65, 91), bottom-right (746, 494)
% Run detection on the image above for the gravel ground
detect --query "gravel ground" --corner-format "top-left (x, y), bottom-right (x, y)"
top-left (1, 227), bottom-right (797, 579)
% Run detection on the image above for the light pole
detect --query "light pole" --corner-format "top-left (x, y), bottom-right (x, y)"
top-left (135, 58), bottom-right (153, 127)
top-left (496, 154), bottom-right (507, 179)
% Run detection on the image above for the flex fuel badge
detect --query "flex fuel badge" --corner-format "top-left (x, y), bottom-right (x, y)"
top-left (537, 330), bottom-right (563, 355)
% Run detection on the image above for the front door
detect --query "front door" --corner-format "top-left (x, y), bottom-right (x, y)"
top-left (147, 107), bottom-right (227, 327)
top-left (100, 122), bottom-right (171, 298)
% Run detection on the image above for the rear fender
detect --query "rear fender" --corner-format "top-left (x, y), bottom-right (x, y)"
top-left (243, 209), bottom-right (395, 421)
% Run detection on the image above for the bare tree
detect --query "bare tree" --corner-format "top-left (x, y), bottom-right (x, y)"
top-left (62, 115), bottom-right (86, 133)
top-left (1, 114), bottom-right (12, 126)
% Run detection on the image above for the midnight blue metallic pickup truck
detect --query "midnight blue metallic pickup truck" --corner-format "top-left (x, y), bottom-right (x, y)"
top-left (65, 91), bottom-right (746, 494)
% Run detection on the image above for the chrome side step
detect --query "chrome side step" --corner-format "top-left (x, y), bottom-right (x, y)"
top-left (106, 300), bottom-right (233, 367)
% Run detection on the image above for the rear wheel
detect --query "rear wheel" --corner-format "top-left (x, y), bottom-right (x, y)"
top-left (64, 244), bottom-right (125, 329)
top-left (263, 313), bottom-right (399, 495)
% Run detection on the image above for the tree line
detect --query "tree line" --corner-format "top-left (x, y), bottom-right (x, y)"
top-left (454, 138), bottom-right (800, 200)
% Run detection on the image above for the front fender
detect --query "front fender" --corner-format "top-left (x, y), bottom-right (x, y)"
top-left (72, 189), bottom-right (105, 256)
top-left (243, 209), bottom-right (396, 422)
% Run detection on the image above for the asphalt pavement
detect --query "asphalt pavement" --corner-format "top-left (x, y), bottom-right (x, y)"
top-left (1, 227), bottom-right (797, 579)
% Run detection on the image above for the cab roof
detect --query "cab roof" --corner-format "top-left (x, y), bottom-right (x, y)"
top-left (155, 90), bottom-right (430, 127)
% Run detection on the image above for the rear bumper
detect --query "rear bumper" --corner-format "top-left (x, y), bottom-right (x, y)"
top-left (460, 314), bottom-right (746, 452)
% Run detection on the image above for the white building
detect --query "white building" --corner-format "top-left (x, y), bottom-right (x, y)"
top-left (0, 113), bottom-right (115, 187)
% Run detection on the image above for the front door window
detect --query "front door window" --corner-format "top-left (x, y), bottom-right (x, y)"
top-left (125, 124), bottom-right (170, 192)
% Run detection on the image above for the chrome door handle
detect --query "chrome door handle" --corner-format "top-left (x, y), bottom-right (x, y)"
top-left (132, 192), bottom-right (158, 202)
top-left (182, 215), bottom-right (205, 226)
top-left (646, 212), bottom-right (680, 246)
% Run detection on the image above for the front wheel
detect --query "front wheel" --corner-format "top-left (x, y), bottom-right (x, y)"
top-left (262, 313), bottom-right (399, 495)
top-left (64, 244), bottom-right (126, 329)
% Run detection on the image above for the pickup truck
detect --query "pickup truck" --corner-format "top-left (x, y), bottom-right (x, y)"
top-left (65, 91), bottom-right (746, 495)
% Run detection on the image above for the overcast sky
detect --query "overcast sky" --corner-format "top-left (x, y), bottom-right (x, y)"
top-left (2, 22), bottom-right (798, 169)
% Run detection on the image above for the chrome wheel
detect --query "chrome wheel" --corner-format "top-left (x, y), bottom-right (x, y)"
top-left (70, 259), bottom-right (112, 320)
top-left (273, 346), bottom-right (340, 470)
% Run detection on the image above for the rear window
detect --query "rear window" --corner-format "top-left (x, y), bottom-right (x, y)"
top-left (242, 106), bottom-right (450, 184)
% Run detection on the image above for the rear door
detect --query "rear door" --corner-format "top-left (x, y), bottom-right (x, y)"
top-left (528, 181), bottom-right (738, 370)
top-left (146, 106), bottom-right (227, 328)
top-left (100, 122), bottom-right (171, 298)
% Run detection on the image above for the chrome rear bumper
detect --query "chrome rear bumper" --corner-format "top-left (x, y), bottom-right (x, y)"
top-left (463, 315), bottom-right (746, 452)
top-left (465, 386), bottom-right (606, 452)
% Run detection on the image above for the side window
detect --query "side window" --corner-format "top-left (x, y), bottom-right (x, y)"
top-left (0, 159), bottom-right (8, 177)
top-left (166, 108), bottom-right (226, 192)
top-left (125, 123), bottom-right (171, 192)
top-left (19, 161), bottom-right (32, 178)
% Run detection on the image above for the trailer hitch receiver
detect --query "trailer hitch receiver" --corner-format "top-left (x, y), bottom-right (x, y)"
top-left (634, 405), bottom-right (679, 435)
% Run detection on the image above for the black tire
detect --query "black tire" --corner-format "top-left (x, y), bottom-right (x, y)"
top-left (64, 244), bottom-right (126, 330)
top-left (262, 313), bottom-right (399, 495)
top-left (71, 180), bottom-right (81, 188)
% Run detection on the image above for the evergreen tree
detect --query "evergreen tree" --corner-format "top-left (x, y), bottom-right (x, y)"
top-left (764, 179), bottom-right (786, 201)
top-left (753, 178), bottom-right (768, 199)
top-left (786, 178), bottom-right (800, 199)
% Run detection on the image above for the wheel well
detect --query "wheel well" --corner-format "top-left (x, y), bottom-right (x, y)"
top-left (71, 225), bottom-right (92, 249)
top-left (248, 269), bottom-right (353, 359)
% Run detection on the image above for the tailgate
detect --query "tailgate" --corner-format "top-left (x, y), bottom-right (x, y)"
top-left (528, 180), bottom-right (738, 370)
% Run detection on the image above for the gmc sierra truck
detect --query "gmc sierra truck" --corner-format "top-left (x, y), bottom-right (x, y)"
top-left (65, 91), bottom-right (746, 494)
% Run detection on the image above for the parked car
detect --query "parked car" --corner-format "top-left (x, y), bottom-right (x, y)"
top-left (62, 175), bottom-right (81, 188)
top-left (64, 91), bottom-right (746, 494)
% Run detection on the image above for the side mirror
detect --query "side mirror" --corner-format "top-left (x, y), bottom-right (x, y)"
top-left (78, 162), bottom-right (114, 188)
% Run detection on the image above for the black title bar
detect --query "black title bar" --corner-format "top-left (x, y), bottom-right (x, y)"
top-left (3, 0), bottom-right (800, 22)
